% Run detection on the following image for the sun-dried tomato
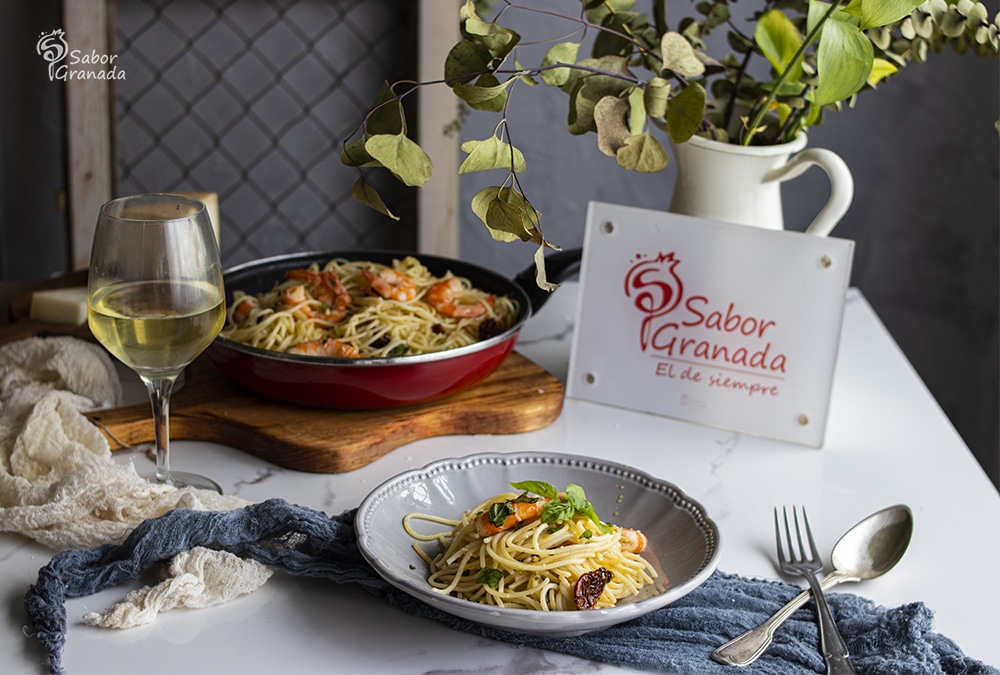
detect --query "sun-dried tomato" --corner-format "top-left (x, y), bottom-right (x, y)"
top-left (574, 567), bottom-right (614, 610)
top-left (478, 318), bottom-right (503, 340)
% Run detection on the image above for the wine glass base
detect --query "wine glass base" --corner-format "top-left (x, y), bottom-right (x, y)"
top-left (145, 471), bottom-right (223, 494)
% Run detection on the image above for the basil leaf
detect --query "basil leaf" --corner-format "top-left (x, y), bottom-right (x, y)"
top-left (581, 529), bottom-right (593, 539)
top-left (541, 499), bottom-right (575, 523)
top-left (565, 484), bottom-right (589, 510)
top-left (487, 501), bottom-right (514, 527)
top-left (477, 567), bottom-right (503, 587)
top-left (509, 480), bottom-right (559, 499)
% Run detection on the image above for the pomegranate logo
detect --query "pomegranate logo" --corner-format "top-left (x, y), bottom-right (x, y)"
top-left (624, 252), bottom-right (683, 350)
top-left (36, 29), bottom-right (68, 81)
top-left (34, 28), bottom-right (125, 81)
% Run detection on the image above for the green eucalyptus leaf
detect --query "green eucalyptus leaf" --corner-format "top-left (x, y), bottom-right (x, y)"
top-left (459, 136), bottom-right (526, 174)
top-left (755, 9), bottom-right (804, 79)
top-left (365, 82), bottom-right (404, 136)
top-left (595, 95), bottom-right (632, 156)
top-left (939, 6), bottom-right (969, 37)
top-left (644, 77), bottom-right (670, 118)
top-left (340, 136), bottom-right (374, 168)
top-left (814, 17), bottom-right (874, 106)
top-left (727, 29), bottom-right (754, 54)
top-left (351, 176), bottom-right (399, 220)
top-left (453, 73), bottom-right (512, 112)
top-left (627, 86), bottom-right (647, 134)
top-left (445, 40), bottom-right (495, 85)
top-left (364, 134), bottom-right (433, 187)
top-left (540, 42), bottom-right (582, 86)
top-left (567, 59), bottom-right (636, 135)
top-left (464, 13), bottom-right (520, 60)
top-left (584, 0), bottom-right (638, 25)
top-left (593, 11), bottom-right (643, 58)
top-left (661, 32), bottom-right (706, 77)
top-left (616, 131), bottom-right (668, 172)
top-left (471, 186), bottom-right (542, 243)
top-left (859, 0), bottom-right (925, 29)
top-left (666, 82), bottom-right (706, 143)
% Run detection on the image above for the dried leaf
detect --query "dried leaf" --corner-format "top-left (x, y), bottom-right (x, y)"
top-left (666, 82), bottom-right (706, 143)
top-left (462, 1), bottom-right (520, 60)
top-left (453, 73), bottom-right (512, 112)
top-left (364, 134), bottom-right (433, 187)
top-left (351, 176), bottom-right (399, 220)
top-left (444, 40), bottom-right (494, 85)
top-left (661, 32), bottom-right (706, 78)
top-left (541, 42), bottom-right (581, 86)
top-left (471, 186), bottom-right (541, 243)
top-left (459, 136), bottom-right (526, 174)
top-left (616, 132), bottom-right (668, 172)
top-left (595, 96), bottom-right (631, 156)
top-left (644, 77), bottom-right (670, 119)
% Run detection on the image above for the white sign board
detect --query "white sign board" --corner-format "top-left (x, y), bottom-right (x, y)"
top-left (567, 202), bottom-right (854, 447)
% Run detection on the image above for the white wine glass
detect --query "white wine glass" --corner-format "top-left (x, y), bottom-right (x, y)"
top-left (87, 194), bottom-right (225, 492)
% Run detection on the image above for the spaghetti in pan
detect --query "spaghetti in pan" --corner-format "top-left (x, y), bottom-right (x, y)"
top-left (222, 256), bottom-right (520, 359)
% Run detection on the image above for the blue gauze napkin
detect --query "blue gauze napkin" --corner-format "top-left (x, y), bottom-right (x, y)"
top-left (24, 498), bottom-right (998, 675)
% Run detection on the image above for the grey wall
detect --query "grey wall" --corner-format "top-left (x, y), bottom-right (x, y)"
top-left (456, 6), bottom-right (999, 488)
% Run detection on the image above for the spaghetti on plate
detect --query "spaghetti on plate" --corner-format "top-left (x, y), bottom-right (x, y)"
top-left (403, 481), bottom-right (659, 611)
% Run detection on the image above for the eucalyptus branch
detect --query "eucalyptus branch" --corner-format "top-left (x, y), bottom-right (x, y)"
top-left (501, 0), bottom-right (662, 64)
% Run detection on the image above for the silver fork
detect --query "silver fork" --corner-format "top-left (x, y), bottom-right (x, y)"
top-left (775, 506), bottom-right (857, 675)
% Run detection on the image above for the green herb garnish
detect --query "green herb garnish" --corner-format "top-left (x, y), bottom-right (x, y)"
top-left (487, 501), bottom-right (514, 527)
top-left (477, 567), bottom-right (503, 587)
top-left (508, 480), bottom-right (613, 534)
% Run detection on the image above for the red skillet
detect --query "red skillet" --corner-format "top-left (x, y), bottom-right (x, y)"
top-left (206, 249), bottom-right (580, 409)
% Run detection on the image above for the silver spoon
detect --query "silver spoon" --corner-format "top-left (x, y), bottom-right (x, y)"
top-left (712, 504), bottom-right (914, 667)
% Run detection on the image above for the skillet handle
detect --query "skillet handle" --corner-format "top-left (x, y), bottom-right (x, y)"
top-left (513, 248), bottom-right (582, 314)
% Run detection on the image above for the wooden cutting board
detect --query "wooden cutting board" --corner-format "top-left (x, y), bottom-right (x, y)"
top-left (85, 352), bottom-right (563, 473)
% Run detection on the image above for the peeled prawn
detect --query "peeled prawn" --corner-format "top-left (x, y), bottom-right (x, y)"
top-left (619, 528), bottom-right (648, 554)
top-left (475, 497), bottom-right (550, 537)
top-left (281, 269), bottom-right (352, 325)
top-left (361, 267), bottom-right (417, 302)
top-left (230, 297), bottom-right (258, 324)
top-left (286, 338), bottom-right (360, 358)
top-left (426, 277), bottom-right (494, 318)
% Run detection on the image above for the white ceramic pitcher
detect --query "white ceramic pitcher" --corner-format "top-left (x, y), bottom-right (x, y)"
top-left (668, 134), bottom-right (853, 237)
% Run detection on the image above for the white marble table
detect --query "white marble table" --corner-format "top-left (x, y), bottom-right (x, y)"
top-left (2, 285), bottom-right (998, 674)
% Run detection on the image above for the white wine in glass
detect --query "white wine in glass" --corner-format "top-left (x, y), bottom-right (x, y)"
top-left (88, 194), bottom-right (225, 492)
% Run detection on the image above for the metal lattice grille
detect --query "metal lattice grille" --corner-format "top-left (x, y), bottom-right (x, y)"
top-left (114, 0), bottom-right (416, 266)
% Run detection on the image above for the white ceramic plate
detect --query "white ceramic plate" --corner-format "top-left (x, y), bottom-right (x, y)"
top-left (355, 452), bottom-right (721, 637)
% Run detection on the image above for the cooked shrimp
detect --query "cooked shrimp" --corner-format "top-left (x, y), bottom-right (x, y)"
top-left (619, 528), bottom-right (648, 554)
top-left (475, 497), bottom-right (550, 537)
top-left (361, 267), bottom-right (417, 302)
top-left (286, 338), bottom-right (360, 358)
top-left (426, 277), bottom-right (494, 318)
top-left (282, 269), bottom-right (352, 325)
top-left (231, 297), bottom-right (258, 324)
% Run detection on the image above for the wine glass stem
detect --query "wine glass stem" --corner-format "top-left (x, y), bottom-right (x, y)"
top-left (142, 375), bottom-right (176, 485)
